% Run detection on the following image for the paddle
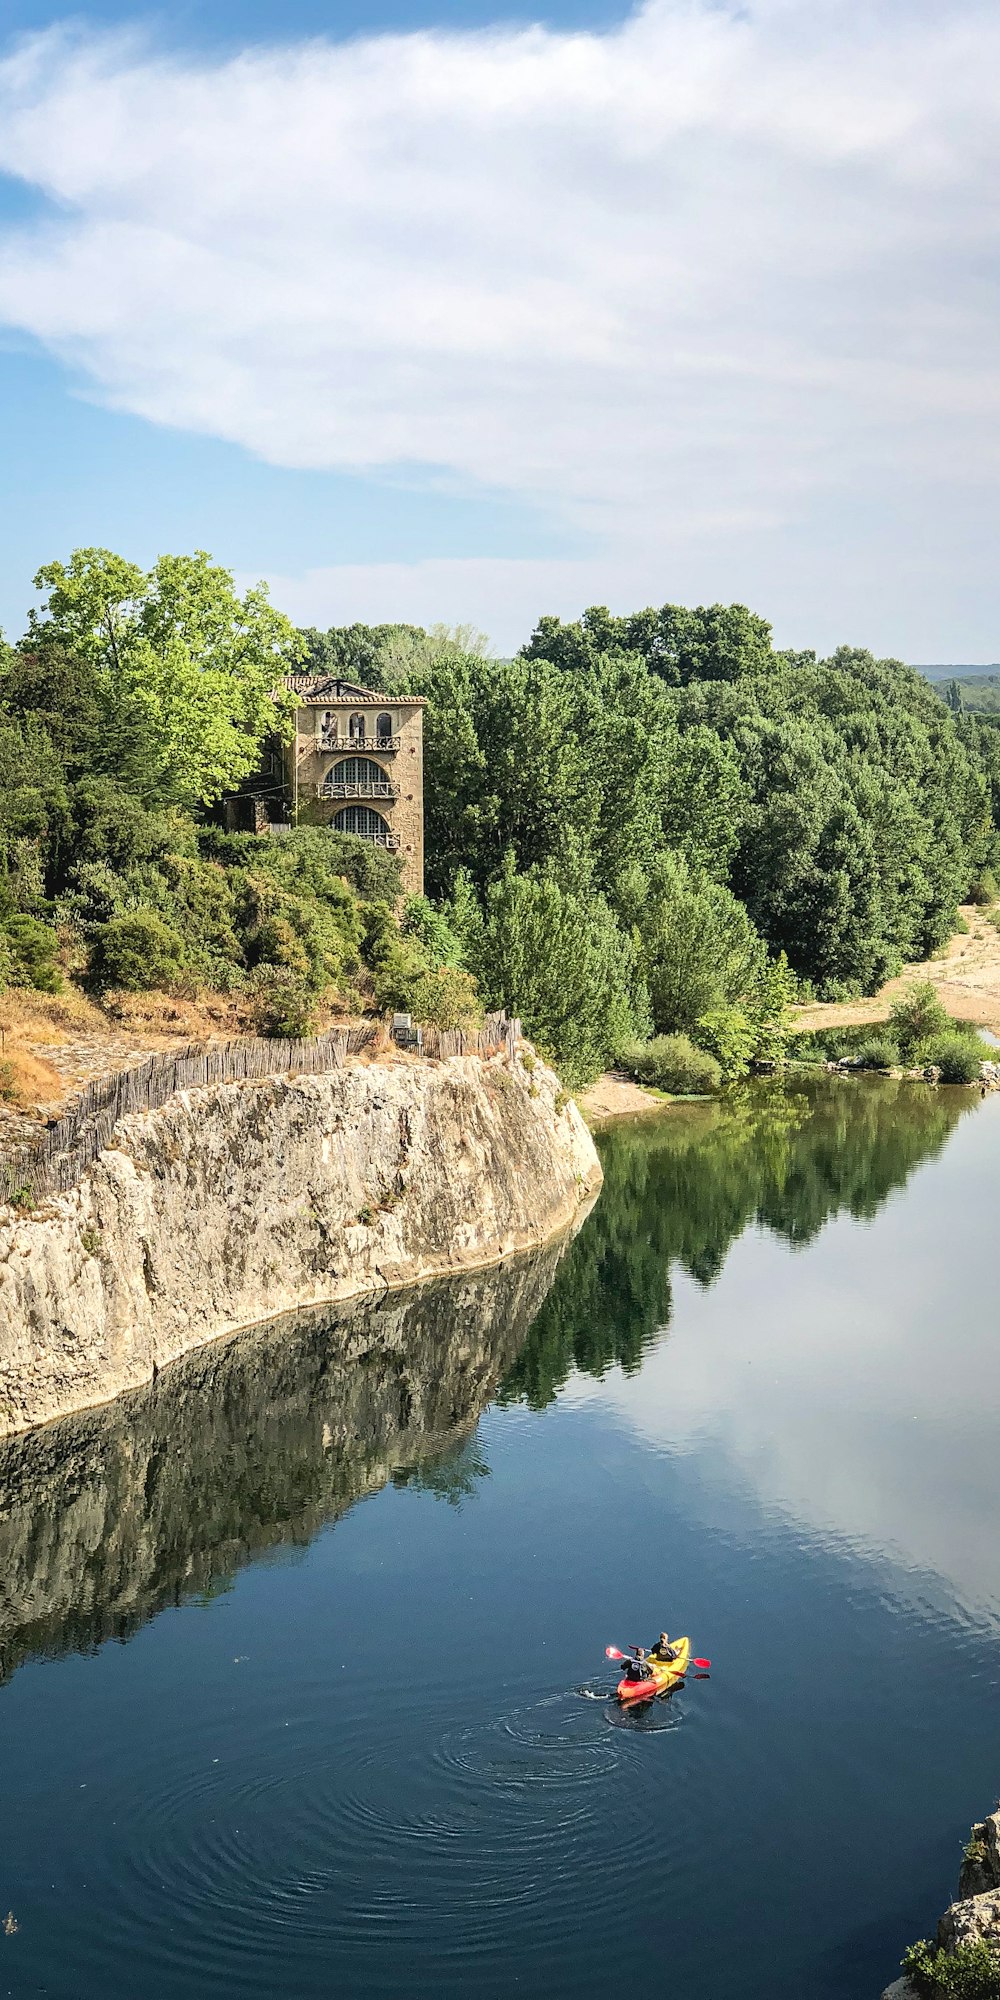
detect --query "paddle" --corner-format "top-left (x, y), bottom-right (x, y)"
top-left (605, 1644), bottom-right (711, 1671)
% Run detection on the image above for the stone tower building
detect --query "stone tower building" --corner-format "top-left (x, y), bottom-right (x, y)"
top-left (281, 676), bottom-right (425, 896)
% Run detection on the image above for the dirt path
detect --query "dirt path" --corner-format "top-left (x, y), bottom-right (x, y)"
top-left (792, 903), bottom-right (1000, 1036)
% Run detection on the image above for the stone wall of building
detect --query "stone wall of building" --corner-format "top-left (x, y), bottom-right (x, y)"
top-left (289, 693), bottom-right (424, 894)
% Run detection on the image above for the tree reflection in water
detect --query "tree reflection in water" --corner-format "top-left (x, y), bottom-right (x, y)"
top-left (498, 1075), bottom-right (976, 1410)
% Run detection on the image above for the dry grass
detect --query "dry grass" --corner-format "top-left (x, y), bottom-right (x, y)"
top-left (0, 1048), bottom-right (66, 1109)
top-left (0, 986), bottom-right (107, 1042)
top-left (100, 987), bottom-right (249, 1039)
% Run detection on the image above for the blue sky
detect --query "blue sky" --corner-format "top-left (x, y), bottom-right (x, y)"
top-left (1, 0), bottom-right (998, 656)
top-left (0, 0), bottom-right (609, 644)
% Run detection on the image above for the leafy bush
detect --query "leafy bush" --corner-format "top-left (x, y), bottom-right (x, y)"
top-left (855, 1035), bottom-right (899, 1070)
top-left (903, 1937), bottom-right (1000, 1997)
top-left (967, 873), bottom-right (998, 906)
top-left (363, 900), bottom-right (481, 1028)
top-left (889, 982), bottom-right (953, 1061)
top-left (915, 1030), bottom-right (986, 1084)
top-left (89, 911), bottom-right (185, 992)
top-left (246, 966), bottom-right (317, 1038)
top-left (694, 1005), bottom-right (758, 1080)
top-left (2, 914), bottom-right (62, 992)
top-left (785, 1030), bottom-right (829, 1064)
top-left (622, 1033), bottom-right (722, 1095)
top-left (404, 965), bottom-right (481, 1031)
top-left (402, 895), bottom-right (465, 968)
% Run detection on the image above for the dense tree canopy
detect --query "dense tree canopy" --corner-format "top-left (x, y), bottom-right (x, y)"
top-left (1, 560), bottom-right (997, 1084)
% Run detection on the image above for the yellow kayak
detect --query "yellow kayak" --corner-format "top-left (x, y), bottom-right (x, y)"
top-left (616, 1636), bottom-right (691, 1702)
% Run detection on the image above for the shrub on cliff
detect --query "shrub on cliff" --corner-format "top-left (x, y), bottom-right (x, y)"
top-left (0, 914), bottom-right (62, 993)
top-left (622, 1034), bottom-right (722, 1096)
top-left (967, 872), bottom-right (998, 906)
top-left (903, 1937), bottom-right (1000, 1997)
top-left (362, 899), bottom-right (481, 1029)
top-left (90, 911), bottom-right (186, 992)
top-left (246, 966), bottom-right (317, 1038)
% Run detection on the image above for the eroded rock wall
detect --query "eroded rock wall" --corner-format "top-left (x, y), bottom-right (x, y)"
top-left (0, 1050), bottom-right (601, 1439)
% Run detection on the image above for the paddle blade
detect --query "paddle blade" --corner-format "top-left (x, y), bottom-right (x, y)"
top-left (605, 1646), bottom-right (626, 1661)
top-left (692, 1657), bottom-right (711, 1670)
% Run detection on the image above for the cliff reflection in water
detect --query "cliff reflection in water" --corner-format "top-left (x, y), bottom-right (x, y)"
top-left (0, 1245), bottom-right (565, 1685)
top-left (499, 1075), bottom-right (977, 1409)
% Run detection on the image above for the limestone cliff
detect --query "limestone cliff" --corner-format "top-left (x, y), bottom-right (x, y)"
top-left (882, 1808), bottom-right (1000, 1997)
top-left (0, 1048), bottom-right (601, 1439)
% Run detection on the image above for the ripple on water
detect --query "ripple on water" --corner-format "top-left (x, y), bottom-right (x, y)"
top-left (48, 1679), bottom-right (712, 1990)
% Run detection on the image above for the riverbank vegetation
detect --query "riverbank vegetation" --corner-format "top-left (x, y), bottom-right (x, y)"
top-left (2, 553), bottom-right (1000, 1087)
top-left (788, 984), bottom-right (991, 1084)
top-left (313, 599), bottom-right (1000, 1083)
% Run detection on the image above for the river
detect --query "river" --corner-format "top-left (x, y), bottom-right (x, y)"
top-left (0, 1075), bottom-right (998, 1999)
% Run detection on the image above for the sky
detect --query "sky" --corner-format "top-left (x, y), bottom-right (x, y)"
top-left (1, 0), bottom-right (999, 658)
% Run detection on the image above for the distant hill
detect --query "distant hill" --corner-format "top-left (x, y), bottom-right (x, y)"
top-left (914, 663), bottom-right (1000, 682)
top-left (914, 666), bottom-right (1000, 714)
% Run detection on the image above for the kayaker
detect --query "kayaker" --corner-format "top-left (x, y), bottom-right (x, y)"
top-left (630, 1646), bottom-right (652, 1680)
top-left (650, 1631), bottom-right (680, 1663)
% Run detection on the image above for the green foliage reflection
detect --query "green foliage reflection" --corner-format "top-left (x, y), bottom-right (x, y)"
top-left (499, 1079), bottom-right (976, 1408)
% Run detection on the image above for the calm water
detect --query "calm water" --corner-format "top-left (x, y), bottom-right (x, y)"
top-left (1, 1076), bottom-right (999, 2000)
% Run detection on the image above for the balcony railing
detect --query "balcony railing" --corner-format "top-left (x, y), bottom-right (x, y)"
top-left (316, 732), bottom-right (399, 754)
top-left (319, 781), bottom-right (399, 801)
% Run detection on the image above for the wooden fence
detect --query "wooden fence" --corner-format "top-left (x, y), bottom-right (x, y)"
top-left (2, 1012), bottom-right (520, 1207)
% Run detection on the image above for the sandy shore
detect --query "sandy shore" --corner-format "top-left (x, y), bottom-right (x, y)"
top-left (792, 903), bottom-right (1000, 1037)
top-left (576, 1072), bottom-right (668, 1122)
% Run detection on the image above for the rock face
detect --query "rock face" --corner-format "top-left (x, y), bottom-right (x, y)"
top-left (881, 1807), bottom-right (1000, 1997)
top-left (0, 1246), bottom-right (564, 1685)
top-left (939, 1886), bottom-right (1000, 1955)
top-left (0, 1049), bottom-right (601, 1439)
top-left (959, 1811), bottom-right (1000, 1900)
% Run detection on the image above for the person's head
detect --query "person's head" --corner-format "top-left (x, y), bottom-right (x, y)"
top-left (659, 1632), bottom-right (669, 1647)
top-left (635, 1646), bottom-right (645, 1659)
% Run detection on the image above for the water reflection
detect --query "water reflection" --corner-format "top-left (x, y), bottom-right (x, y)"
top-left (500, 1076), bottom-right (976, 1408)
top-left (0, 1246), bottom-right (564, 1684)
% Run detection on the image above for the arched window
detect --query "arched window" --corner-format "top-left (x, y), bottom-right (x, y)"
top-left (334, 806), bottom-right (390, 839)
top-left (376, 711), bottom-right (393, 742)
top-left (331, 757), bottom-right (386, 787)
top-left (348, 712), bottom-right (366, 741)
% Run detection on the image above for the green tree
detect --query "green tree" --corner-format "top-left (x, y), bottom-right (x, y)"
top-left (28, 548), bottom-right (302, 810)
top-left (628, 849), bottom-right (780, 1035)
top-left (522, 600), bottom-right (774, 685)
top-left (416, 652), bottom-right (596, 899)
top-left (462, 859), bottom-right (650, 1085)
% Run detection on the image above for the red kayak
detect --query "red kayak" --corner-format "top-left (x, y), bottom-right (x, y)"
top-left (616, 1636), bottom-right (691, 1703)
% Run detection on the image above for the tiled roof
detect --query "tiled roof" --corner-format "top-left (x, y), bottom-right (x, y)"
top-left (284, 674), bottom-right (425, 705)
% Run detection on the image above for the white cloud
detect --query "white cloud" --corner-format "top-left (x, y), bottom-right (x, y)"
top-left (1, 1), bottom-right (1000, 650)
